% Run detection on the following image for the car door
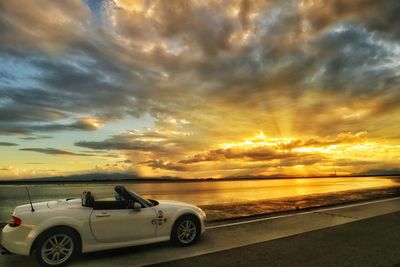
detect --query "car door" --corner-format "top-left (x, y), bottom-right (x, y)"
top-left (89, 206), bottom-right (157, 243)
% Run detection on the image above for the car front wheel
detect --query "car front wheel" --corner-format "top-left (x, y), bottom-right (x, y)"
top-left (34, 227), bottom-right (80, 267)
top-left (171, 215), bottom-right (200, 246)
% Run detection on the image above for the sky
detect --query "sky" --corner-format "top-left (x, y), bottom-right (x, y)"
top-left (1, 0), bottom-right (400, 180)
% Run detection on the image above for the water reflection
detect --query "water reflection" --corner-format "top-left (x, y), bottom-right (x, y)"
top-left (134, 177), bottom-right (399, 205)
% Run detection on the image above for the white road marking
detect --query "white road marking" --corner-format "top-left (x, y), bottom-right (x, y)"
top-left (206, 196), bottom-right (400, 230)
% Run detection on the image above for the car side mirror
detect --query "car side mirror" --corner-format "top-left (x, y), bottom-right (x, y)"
top-left (133, 202), bottom-right (141, 212)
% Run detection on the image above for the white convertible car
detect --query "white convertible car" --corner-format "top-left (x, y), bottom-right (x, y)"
top-left (1, 186), bottom-right (206, 267)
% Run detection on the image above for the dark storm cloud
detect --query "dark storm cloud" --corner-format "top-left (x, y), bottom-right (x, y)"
top-left (0, 142), bottom-right (18, 146)
top-left (19, 148), bottom-right (93, 156)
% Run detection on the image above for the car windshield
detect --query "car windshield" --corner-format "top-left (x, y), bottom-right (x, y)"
top-left (125, 188), bottom-right (154, 207)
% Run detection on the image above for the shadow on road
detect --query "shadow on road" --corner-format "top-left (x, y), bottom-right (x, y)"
top-left (75, 241), bottom-right (172, 263)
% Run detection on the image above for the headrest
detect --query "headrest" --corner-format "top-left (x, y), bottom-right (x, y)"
top-left (82, 191), bottom-right (94, 207)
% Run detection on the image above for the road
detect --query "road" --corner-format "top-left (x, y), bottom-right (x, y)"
top-left (1, 197), bottom-right (399, 267)
top-left (154, 210), bottom-right (400, 267)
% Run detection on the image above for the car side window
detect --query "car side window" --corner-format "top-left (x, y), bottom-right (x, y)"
top-left (93, 200), bottom-right (130, 210)
top-left (92, 192), bottom-right (131, 210)
top-left (92, 187), bottom-right (149, 210)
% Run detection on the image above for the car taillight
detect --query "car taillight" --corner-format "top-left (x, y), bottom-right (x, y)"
top-left (8, 216), bottom-right (21, 227)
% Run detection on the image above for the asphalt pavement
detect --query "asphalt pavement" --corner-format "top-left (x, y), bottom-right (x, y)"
top-left (153, 211), bottom-right (400, 267)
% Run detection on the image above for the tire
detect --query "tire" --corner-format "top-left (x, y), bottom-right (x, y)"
top-left (171, 214), bottom-right (200, 246)
top-left (34, 227), bottom-right (80, 267)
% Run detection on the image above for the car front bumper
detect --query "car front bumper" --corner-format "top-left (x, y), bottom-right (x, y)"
top-left (1, 224), bottom-right (34, 256)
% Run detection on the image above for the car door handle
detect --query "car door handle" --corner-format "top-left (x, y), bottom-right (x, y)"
top-left (96, 213), bottom-right (111, 217)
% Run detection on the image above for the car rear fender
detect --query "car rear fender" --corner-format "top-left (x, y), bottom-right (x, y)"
top-left (29, 215), bottom-right (92, 254)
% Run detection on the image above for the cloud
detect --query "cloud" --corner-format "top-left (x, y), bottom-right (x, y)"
top-left (19, 148), bottom-right (93, 156)
top-left (179, 132), bottom-right (368, 164)
top-left (0, 0), bottom-right (90, 53)
top-left (179, 147), bottom-right (294, 163)
top-left (178, 145), bottom-right (325, 165)
top-left (118, 159), bottom-right (132, 163)
top-left (75, 139), bottom-right (160, 151)
top-left (74, 129), bottom-right (194, 157)
top-left (143, 151), bottom-right (326, 173)
top-left (0, 0), bottom-right (399, 140)
top-left (138, 131), bottom-right (356, 172)
top-left (142, 159), bottom-right (188, 172)
top-left (75, 131), bottom-right (167, 151)
top-left (1, 0), bottom-right (400, 178)
top-left (0, 166), bottom-right (12, 171)
top-left (19, 135), bottom-right (52, 140)
top-left (0, 142), bottom-right (18, 146)
top-left (299, 0), bottom-right (400, 40)
top-left (301, 132), bottom-right (368, 147)
top-left (0, 114), bottom-right (103, 135)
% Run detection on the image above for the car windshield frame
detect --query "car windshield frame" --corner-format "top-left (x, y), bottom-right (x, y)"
top-left (125, 188), bottom-right (154, 208)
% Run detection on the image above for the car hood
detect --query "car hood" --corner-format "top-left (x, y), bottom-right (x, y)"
top-left (157, 200), bottom-right (200, 210)
top-left (156, 200), bottom-right (206, 219)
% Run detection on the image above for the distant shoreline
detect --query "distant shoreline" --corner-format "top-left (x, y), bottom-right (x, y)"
top-left (202, 185), bottom-right (400, 221)
top-left (0, 174), bottom-right (399, 185)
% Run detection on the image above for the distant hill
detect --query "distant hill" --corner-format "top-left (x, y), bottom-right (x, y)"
top-left (32, 172), bottom-right (140, 182)
top-left (355, 168), bottom-right (400, 176)
top-left (0, 172), bottom-right (183, 184)
top-left (1, 169), bottom-right (399, 185)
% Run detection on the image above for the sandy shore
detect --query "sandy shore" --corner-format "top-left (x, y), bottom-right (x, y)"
top-left (201, 186), bottom-right (400, 221)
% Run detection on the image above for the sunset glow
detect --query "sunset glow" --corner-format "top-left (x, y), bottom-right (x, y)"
top-left (1, 0), bottom-right (400, 179)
